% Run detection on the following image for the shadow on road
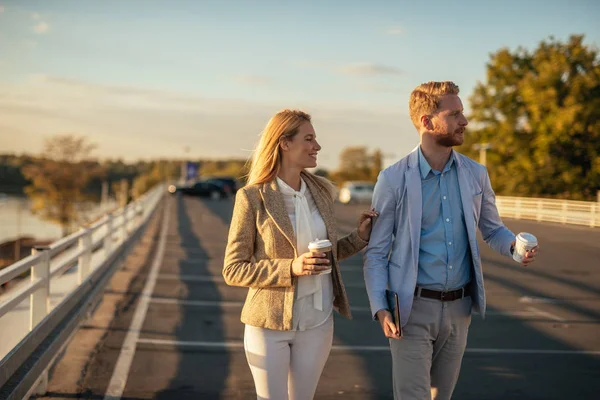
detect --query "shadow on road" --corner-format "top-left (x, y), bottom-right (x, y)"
top-left (154, 195), bottom-right (230, 399)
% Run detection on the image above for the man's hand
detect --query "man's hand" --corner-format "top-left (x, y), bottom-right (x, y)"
top-left (376, 309), bottom-right (400, 339)
top-left (511, 240), bottom-right (539, 266)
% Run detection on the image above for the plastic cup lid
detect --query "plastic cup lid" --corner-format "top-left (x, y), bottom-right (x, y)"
top-left (308, 239), bottom-right (332, 249)
top-left (517, 232), bottom-right (537, 244)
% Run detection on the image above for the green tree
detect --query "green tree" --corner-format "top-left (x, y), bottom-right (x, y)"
top-left (460, 35), bottom-right (600, 200)
top-left (330, 147), bottom-right (383, 184)
top-left (22, 135), bottom-right (105, 236)
top-left (132, 160), bottom-right (180, 199)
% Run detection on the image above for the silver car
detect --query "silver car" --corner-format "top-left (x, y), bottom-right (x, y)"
top-left (338, 181), bottom-right (375, 204)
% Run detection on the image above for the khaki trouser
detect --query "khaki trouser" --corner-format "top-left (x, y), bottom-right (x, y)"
top-left (389, 294), bottom-right (472, 400)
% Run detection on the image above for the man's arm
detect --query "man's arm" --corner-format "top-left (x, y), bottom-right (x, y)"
top-left (478, 168), bottom-right (515, 256)
top-left (364, 172), bottom-right (396, 320)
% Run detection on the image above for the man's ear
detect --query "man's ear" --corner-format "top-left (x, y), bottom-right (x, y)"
top-left (420, 115), bottom-right (432, 130)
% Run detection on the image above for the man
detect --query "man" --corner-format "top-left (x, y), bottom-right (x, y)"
top-left (364, 81), bottom-right (538, 400)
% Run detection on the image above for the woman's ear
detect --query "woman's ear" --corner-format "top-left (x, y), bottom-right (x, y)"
top-left (279, 137), bottom-right (288, 152)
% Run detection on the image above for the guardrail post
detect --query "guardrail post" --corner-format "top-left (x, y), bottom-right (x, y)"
top-left (105, 213), bottom-right (114, 257)
top-left (29, 245), bottom-right (51, 396)
top-left (136, 202), bottom-right (144, 227)
top-left (122, 206), bottom-right (129, 242)
top-left (78, 228), bottom-right (92, 284)
top-left (561, 201), bottom-right (568, 224)
top-left (536, 200), bottom-right (542, 222)
top-left (591, 203), bottom-right (597, 228)
top-left (515, 199), bottom-right (522, 219)
top-left (30, 246), bottom-right (50, 331)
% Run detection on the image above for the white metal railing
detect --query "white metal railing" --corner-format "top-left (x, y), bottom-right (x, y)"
top-left (0, 184), bottom-right (164, 357)
top-left (496, 196), bottom-right (600, 228)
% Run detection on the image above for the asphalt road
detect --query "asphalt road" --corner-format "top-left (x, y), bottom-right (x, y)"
top-left (38, 194), bottom-right (600, 399)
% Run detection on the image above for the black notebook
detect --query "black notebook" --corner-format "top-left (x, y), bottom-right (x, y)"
top-left (385, 289), bottom-right (402, 338)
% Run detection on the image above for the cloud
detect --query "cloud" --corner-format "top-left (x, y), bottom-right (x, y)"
top-left (357, 83), bottom-right (403, 94)
top-left (0, 75), bottom-right (416, 169)
top-left (31, 12), bottom-right (41, 20)
top-left (33, 21), bottom-right (50, 34)
top-left (233, 75), bottom-right (272, 86)
top-left (297, 61), bottom-right (403, 78)
top-left (386, 27), bottom-right (404, 35)
top-left (337, 63), bottom-right (402, 77)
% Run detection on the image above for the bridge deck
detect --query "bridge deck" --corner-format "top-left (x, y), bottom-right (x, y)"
top-left (36, 195), bottom-right (600, 399)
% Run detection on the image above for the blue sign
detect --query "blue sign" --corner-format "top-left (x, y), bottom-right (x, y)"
top-left (186, 162), bottom-right (199, 181)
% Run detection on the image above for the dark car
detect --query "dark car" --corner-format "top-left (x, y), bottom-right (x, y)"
top-left (202, 177), bottom-right (239, 197)
top-left (171, 181), bottom-right (227, 199)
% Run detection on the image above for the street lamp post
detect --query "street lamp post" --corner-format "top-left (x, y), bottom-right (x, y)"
top-left (473, 143), bottom-right (492, 166)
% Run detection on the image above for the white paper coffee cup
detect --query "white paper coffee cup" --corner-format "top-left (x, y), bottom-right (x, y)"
top-left (512, 232), bottom-right (538, 263)
top-left (308, 239), bottom-right (333, 275)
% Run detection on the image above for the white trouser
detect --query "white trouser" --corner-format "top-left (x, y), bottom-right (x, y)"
top-left (244, 316), bottom-right (334, 400)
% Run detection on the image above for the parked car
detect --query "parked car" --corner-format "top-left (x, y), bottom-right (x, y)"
top-left (338, 181), bottom-right (375, 204)
top-left (202, 177), bottom-right (239, 197)
top-left (169, 181), bottom-right (227, 200)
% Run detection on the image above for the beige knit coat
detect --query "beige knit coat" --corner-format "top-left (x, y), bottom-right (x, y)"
top-left (223, 172), bottom-right (367, 330)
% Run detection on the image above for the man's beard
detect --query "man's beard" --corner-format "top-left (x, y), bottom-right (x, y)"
top-left (433, 128), bottom-right (464, 147)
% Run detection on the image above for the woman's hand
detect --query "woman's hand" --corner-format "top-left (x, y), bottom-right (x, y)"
top-left (357, 208), bottom-right (379, 242)
top-left (291, 252), bottom-right (330, 276)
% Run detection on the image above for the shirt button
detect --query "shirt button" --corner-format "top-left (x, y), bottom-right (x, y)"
top-left (446, 218), bottom-right (450, 222)
top-left (449, 265), bottom-right (453, 269)
top-left (443, 196), bottom-right (447, 200)
top-left (448, 242), bottom-right (452, 245)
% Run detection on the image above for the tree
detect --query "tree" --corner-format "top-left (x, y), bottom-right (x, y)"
top-left (132, 160), bottom-right (180, 199)
top-left (330, 147), bottom-right (383, 184)
top-left (460, 35), bottom-right (600, 200)
top-left (21, 135), bottom-right (105, 236)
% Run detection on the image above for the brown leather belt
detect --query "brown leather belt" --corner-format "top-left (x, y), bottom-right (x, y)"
top-left (414, 286), bottom-right (469, 302)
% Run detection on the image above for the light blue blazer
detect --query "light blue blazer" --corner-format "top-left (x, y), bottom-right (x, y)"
top-left (363, 147), bottom-right (515, 326)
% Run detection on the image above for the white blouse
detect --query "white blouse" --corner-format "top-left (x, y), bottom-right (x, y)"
top-left (276, 177), bottom-right (334, 331)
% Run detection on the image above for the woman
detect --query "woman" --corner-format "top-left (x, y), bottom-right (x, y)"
top-left (223, 109), bottom-right (378, 399)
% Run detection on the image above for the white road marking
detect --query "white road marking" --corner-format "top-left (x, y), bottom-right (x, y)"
top-left (103, 200), bottom-right (171, 400)
top-left (149, 297), bottom-right (545, 318)
top-left (158, 273), bottom-right (367, 288)
top-left (519, 296), bottom-right (561, 304)
top-left (526, 306), bottom-right (567, 322)
top-left (136, 338), bottom-right (600, 356)
top-left (149, 297), bottom-right (373, 312)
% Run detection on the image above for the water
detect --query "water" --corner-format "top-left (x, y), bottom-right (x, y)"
top-left (0, 195), bottom-right (62, 243)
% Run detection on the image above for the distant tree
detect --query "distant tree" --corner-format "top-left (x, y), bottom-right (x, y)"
top-left (371, 149), bottom-right (383, 181)
top-left (460, 35), bottom-right (600, 200)
top-left (132, 160), bottom-right (180, 199)
top-left (21, 135), bottom-right (105, 236)
top-left (330, 147), bottom-right (383, 184)
top-left (313, 168), bottom-right (330, 178)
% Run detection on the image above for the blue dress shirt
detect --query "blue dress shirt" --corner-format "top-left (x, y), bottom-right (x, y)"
top-left (417, 147), bottom-right (472, 291)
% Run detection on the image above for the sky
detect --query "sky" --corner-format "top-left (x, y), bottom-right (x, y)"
top-left (0, 0), bottom-right (599, 170)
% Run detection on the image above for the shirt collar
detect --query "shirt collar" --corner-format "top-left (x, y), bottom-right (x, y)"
top-left (276, 176), bottom-right (306, 196)
top-left (418, 146), bottom-right (456, 179)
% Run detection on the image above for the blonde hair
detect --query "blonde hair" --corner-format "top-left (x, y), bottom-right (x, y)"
top-left (409, 81), bottom-right (460, 128)
top-left (245, 109), bottom-right (337, 200)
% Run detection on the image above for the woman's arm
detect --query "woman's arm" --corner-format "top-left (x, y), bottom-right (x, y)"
top-left (222, 190), bottom-right (294, 288)
top-left (337, 229), bottom-right (368, 261)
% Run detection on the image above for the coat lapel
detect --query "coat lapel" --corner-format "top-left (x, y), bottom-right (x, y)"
top-left (404, 148), bottom-right (422, 269)
top-left (456, 155), bottom-right (477, 243)
top-left (260, 180), bottom-right (297, 251)
top-left (302, 173), bottom-right (336, 245)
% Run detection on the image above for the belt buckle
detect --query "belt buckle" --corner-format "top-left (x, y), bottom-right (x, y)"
top-left (440, 291), bottom-right (447, 301)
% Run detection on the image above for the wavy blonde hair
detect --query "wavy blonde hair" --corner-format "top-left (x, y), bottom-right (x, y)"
top-left (245, 109), bottom-right (337, 199)
top-left (409, 81), bottom-right (459, 128)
